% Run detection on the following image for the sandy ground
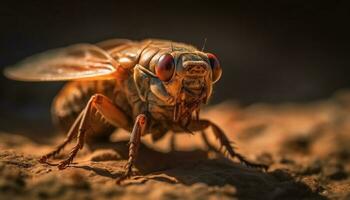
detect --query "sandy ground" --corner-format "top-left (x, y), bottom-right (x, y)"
top-left (1, 91), bottom-right (350, 200)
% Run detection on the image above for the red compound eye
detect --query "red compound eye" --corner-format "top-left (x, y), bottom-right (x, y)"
top-left (207, 53), bottom-right (222, 83)
top-left (155, 54), bottom-right (175, 82)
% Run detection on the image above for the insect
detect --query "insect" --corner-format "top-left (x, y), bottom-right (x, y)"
top-left (4, 39), bottom-right (267, 183)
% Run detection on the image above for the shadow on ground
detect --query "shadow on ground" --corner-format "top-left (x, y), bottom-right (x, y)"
top-left (72, 140), bottom-right (326, 200)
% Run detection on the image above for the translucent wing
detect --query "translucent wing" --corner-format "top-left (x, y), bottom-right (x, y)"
top-left (4, 44), bottom-right (118, 81)
top-left (95, 38), bottom-right (133, 52)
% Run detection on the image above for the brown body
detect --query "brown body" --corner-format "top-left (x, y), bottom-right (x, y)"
top-left (5, 39), bottom-right (267, 183)
top-left (53, 39), bottom-right (213, 140)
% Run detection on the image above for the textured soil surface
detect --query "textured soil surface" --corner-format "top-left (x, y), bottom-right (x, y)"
top-left (1, 91), bottom-right (350, 200)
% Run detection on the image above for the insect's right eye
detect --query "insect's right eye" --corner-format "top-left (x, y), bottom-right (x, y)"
top-left (155, 54), bottom-right (175, 82)
top-left (207, 53), bottom-right (222, 83)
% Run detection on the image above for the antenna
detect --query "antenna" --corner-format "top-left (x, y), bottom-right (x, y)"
top-left (171, 42), bottom-right (174, 52)
top-left (201, 38), bottom-right (207, 51)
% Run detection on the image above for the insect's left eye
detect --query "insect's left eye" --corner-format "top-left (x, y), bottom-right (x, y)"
top-left (155, 54), bottom-right (175, 82)
top-left (207, 53), bottom-right (222, 83)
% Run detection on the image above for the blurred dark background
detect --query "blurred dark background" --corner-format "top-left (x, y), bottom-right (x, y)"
top-left (0, 0), bottom-right (349, 131)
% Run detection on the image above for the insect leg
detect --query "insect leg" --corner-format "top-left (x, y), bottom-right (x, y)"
top-left (58, 94), bottom-right (132, 169)
top-left (116, 114), bottom-right (148, 184)
top-left (39, 111), bottom-right (83, 163)
top-left (57, 100), bottom-right (91, 170)
top-left (188, 119), bottom-right (268, 171)
top-left (89, 94), bottom-right (131, 130)
top-left (185, 120), bottom-right (224, 152)
top-left (42, 94), bottom-right (131, 169)
top-left (200, 130), bottom-right (219, 152)
top-left (209, 121), bottom-right (268, 170)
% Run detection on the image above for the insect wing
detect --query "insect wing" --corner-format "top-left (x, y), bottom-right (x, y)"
top-left (95, 38), bottom-right (133, 52)
top-left (4, 44), bottom-right (117, 81)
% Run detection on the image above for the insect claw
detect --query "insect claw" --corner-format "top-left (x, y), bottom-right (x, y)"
top-left (58, 163), bottom-right (68, 170)
top-left (57, 159), bottom-right (72, 170)
top-left (38, 156), bottom-right (48, 163)
top-left (116, 173), bottom-right (131, 185)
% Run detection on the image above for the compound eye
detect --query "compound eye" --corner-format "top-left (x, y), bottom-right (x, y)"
top-left (207, 53), bottom-right (222, 83)
top-left (155, 54), bottom-right (175, 82)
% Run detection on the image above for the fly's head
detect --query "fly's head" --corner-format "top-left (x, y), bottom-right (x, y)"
top-left (134, 47), bottom-right (222, 122)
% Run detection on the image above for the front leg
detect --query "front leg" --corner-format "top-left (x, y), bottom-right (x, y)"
top-left (188, 119), bottom-right (268, 171)
top-left (116, 114), bottom-right (148, 184)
